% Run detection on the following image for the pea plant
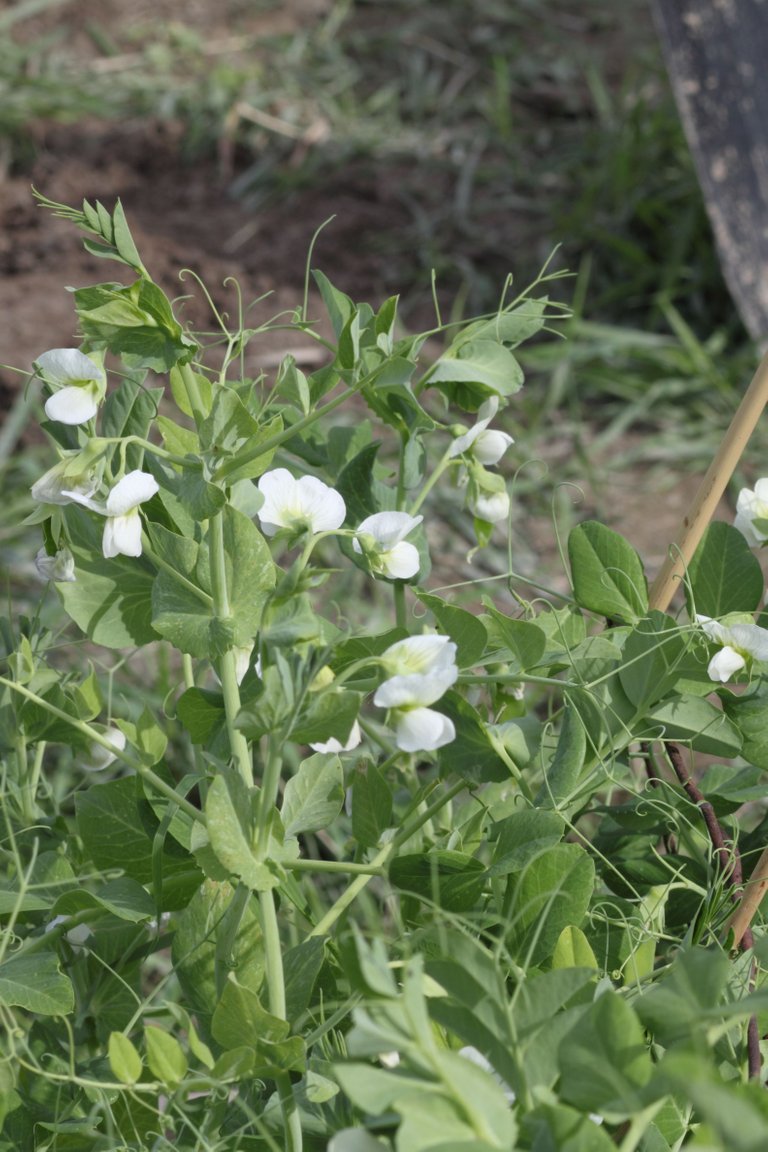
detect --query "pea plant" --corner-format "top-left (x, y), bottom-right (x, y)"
top-left (3, 195), bottom-right (768, 1152)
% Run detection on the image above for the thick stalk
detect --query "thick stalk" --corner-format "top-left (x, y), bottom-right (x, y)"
top-left (208, 511), bottom-right (252, 787)
top-left (649, 347), bottom-right (768, 612)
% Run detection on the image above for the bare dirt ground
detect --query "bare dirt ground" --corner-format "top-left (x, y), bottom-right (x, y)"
top-left (0, 0), bottom-right (739, 595)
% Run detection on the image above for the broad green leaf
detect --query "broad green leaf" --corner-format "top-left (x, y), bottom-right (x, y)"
top-left (220, 505), bottom-right (276, 644)
top-left (686, 521), bottom-right (765, 617)
top-left (722, 683), bottom-right (768, 769)
top-left (313, 270), bottom-right (355, 339)
top-left (552, 926), bottom-right (599, 972)
top-left (176, 687), bottom-right (225, 744)
top-left (351, 761), bottom-right (393, 848)
top-left (416, 593), bottom-right (488, 668)
top-left (205, 772), bottom-right (282, 892)
top-left (644, 695), bottom-right (742, 757)
top-left (489, 809), bottom-right (564, 876)
top-left (429, 339), bottom-right (524, 398)
top-left (281, 753), bottom-right (344, 836)
top-left (177, 472), bottom-right (226, 520)
top-left (59, 506), bottom-right (157, 647)
top-left (0, 953), bottom-right (73, 1015)
top-left (336, 443), bottom-right (394, 524)
top-left (505, 843), bottom-right (595, 966)
top-left (618, 612), bottom-right (692, 710)
top-left (171, 879), bottom-right (263, 1017)
top-left (568, 521), bottom-right (648, 623)
top-left (482, 607), bottom-right (547, 669)
top-left (521, 1103), bottom-right (615, 1152)
top-left (463, 297), bottom-right (548, 348)
top-left (101, 376), bottom-right (160, 440)
top-left (656, 1053), bottom-right (768, 1152)
top-left (212, 975), bottom-right (305, 1073)
top-left (437, 693), bottom-right (509, 783)
top-left (328, 1130), bottom-right (390, 1152)
top-left (53, 877), bottom-right (155, 923)
top-left (144, 1026), bottom-right (188, 1086)
top-left (389, 851), bottom-right (486, 914)
top-left (108, 1032), bottom-right (143, 1085)
top-left (559, 991), bottom-right (652, 1117)
top-left (283, 937), bottom-right (327, 1025)
top-left (289, 690), bottom-right (361, 747)
top-left (535, 703), bottom-right (588, 808)
top-left (634, 947), bottom-right (730, 1045)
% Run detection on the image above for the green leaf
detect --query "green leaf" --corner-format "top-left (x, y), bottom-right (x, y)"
top-left (289, 689), bottom-right (361, 747)
top-left (416, 593), bottom-right (488, 668)
top-left (177, 472), bottom-right (226, 520)
top-left (144, 1026), bottom-right (188, 1087)
top-left (205, 771), bottom-right (282, 892)
top-left (170, 364), bottom-right (212, 419)
top-left (59, 506), bottom-right (157, 647)
top-left (283, 936), bottom-right (327, 1025)
top-left (221, 505), bottom-right (276, 644)
top-left (328, 1131), bottom-right (390, 1152)
top-left (53, 877), bottom-right (155, 923)
top-left (108, 1032), bottom-right (143, 1085)
top-left (722, 684), bottom-right (768, 769)
top-left (177, 687), bottom-right (225, 744)
top-left (482, 607), bottom-right (547, 669)
top-left (552, 926), bottom-right (599, 971)
top-left (437, 693), bottom-right (509, 783)
top-left (212, 975), bottom-right (306, 1073)
top-left (521, 1103), bottom-right (615, 1152)
top-left (618, 611), bottom-right (693, 710)
top-left (0, 953), bottom-right (74, 1015)
top-left (282, 753), bottom-right (345, 836)
top-left (535, 703), bottom-right (588, 808)
top-left (489, 809), bottom-right (565, 876)
top-left (644, 695), bottom-right (742, 757)
top-left (505, 843), bottom-right (595, 966)
top-left (151, 570), bottom-right (211, 657)
top-left (568, 521), bottom-right (648, 623)
top-left (686, 521), bottom-right (765, 617)
top-left (559, 991), bottom-right (652, 1117)
top-left (171, 879), bottom-right (263, 1017)
top-left (351, 761), bottom-right (393, 848)
top-left (463, 297), bottom-right (548, 348)
top-left (313, 270), bottom-right (356, 339)
top-left (429, 339), bottom-right (524, 398)
top-left (389, 851), bottom-right (486, 914)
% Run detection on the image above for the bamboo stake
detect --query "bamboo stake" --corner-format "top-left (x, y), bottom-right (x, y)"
top-left (727, 844), bottom-right (768, 949)
top-left (648, 347), bottom-right (768, 612)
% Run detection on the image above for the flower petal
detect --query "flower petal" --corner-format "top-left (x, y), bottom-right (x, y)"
top-left (310, 719), bottom-right (362, 754)
top-left (103, 511), bottom-right (143, 558)
top-left (36, 348), bottom-right (105, 386)
top-left (374, 667), bottom-right (457, 709)
top-left (83, 726), bottom-right (127, 772)
top-left (106, 470), bottom-right (160, 516)
top-left (44, 385), bottom-right (100, 426)
top-left (355, 511), bottom-right (422, 549)
top-left (393, 706), bottom-right (455, 751)
top-left (380, 635), bottom-right (458, 678)
top-left (381, 541), bottom-right (421, 579)
top-left (473, 428), bottom-right (514, 466)
top-left (707, 646), bottom-right (746, 683)
top-left (472, 489), bottom-right (510, 523)
top-left (296, 475), bottom-right (347, 531)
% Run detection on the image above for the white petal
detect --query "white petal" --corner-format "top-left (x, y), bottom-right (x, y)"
top-left (472, 489), bottom-right (510, 523)
top-left (707, 646), bottom-right (746, 682)
top-left (310, 719), bottom-right (362, 754)
top-left (36, 348), bottom-right (105, 386)
top-left (106, 470), bottom-right (159, 516)
top-left (31, 460), bottom-right (99, 505)
top-left (729, 623), bottom-right (768, 662)
top-left (296, 475), bottom-right (346, 531)
top-left (393, 707), bottom-right (455, 752)
top-left (381, 541), bottom-right (421, 579)
top-left (103, 511), bottom-right (143, 558)
top-left (374, 668), bottom-right (457, 709)
top-left (473, 428), bottom-right (514, 466)
top-left (44, 385), bottom-right (99, 425)
top-left (355, 511), bottom-right (422, 549)
top-left (35, 547), bottom-right (76, 582)
top-left (381, 635), bottom-right (458, 678)
top-left (83, 726), bottom-right (127, 772)
top-left (754, 478), bottom-right (768, 502)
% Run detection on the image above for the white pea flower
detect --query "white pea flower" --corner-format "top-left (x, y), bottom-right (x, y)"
top-left (374, 676), bottom-right (456, 752)
top-left (35, 546), bottom-right (76, 583)
top-left (380, 634), bottom-right (458, 681)
top-left (697, 613), bottom-right (768, 682)
top-left (35, 348), bottom-right (107, 425)
top-left (256, 468), bottom-right (346, 536)
top-left (470, 487), bottom-right (510, 524)
top-left (353, 511), bottom-right (423, 580)
top-left (734, 479), bottom-right (768, 547)
top-left (101, 471), bottom-right (159, 558)
top-left (31, 457), bottom-right (100, 506)
top-left (45, 915), bottom-right (92, 949)
top-left (82, 726), bottom-right (127, 772)
top-left (449, 397), bottom-right (514, 465)
top-left (310, 719), bottom-right (362, 754)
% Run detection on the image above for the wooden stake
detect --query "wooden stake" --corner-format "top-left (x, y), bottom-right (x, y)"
top-left (648, 348), bottom-right (768, 613)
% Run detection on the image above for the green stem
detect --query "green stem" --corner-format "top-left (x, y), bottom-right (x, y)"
top-left (208, 511), bottom-right (253, 788)
top-left (310, 777), bottom-right (468, 937)
top-left (409, 448), bottom-right (454, 516)
top-left (285, 858), bottom-right (385, 875)
top-left (0, 676), bottom-right (204, 825)
top-left (24, 740), bottom-right (46, 821)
